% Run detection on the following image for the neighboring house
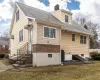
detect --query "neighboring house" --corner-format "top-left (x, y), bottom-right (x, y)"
top-left (10, 2), bottom-right (91, 66)
top-left (0, 37), bottom-right (9, 54)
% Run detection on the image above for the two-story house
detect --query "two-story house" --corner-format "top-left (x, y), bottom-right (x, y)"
top-left (10, 2), bottom-right (91, 66)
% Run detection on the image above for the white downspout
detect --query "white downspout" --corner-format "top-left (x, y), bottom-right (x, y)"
top-left (28, 26), bottom-right (33, 54)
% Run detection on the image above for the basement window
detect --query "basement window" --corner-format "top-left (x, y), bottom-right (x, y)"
top-left (48, 54), bottom-right (52, 58)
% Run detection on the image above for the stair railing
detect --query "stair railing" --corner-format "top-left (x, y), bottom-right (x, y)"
top-left (17, 42), bottom-right (28, 60)
top-left (16, 42), bottom-right (32, 65)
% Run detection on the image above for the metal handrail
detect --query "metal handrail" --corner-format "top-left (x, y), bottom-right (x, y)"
top-left (17, 42), bottom-right (28, 59)
top-left (17, 42), bottom-right (28, 51)
top-left (16, 42), bottom-right (33, 65)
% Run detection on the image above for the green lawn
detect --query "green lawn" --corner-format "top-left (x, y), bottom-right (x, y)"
top-left (0, 61), bottom-right (100, 80)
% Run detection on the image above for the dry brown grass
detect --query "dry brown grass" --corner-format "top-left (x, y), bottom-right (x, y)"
top-left (0, 61), bottom-right (100, 80)
top-left (0, 59), bottom-right (10, 65)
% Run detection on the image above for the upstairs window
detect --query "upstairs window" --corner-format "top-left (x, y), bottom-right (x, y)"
top-left (80, 36), bottom-right (86, 44)
top-left (72, 34), bottom-right (75, 41)
top-left (16, 10), bottom-right (19, 22)
top-left (65, 15), bottom-right (68, 23)
top-left (19, 29), bottom-right (23, 42)
top-left (44, 27), bottom-right (56, 38)
top-left (44, 27), bottom-right (49, 38)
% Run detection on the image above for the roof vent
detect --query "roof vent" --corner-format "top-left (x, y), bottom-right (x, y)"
top-left (54, 4), bottom-right (59, 11)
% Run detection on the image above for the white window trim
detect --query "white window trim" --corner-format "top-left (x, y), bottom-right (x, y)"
top-left (19, 29), bottom-right (24, 42)
top-left (43, 26), bottom-right (57, 39)
top-left (65, 15), bottom-right (69, 23)
top-left (16, 9), bottom-right (19, 22)
top-left (80, 34), bottom-right (87, 44)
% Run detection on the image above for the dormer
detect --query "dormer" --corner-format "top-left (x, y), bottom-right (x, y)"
top-left (52, 4), bottom-right (72, 24)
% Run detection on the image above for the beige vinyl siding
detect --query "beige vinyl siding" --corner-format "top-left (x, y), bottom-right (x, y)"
top-left (61, 30), bottom-right (89, 54)
top-left (61, 12), bottom-right (72, 24)
top-left (52, 10), bottom-right (72, 24)
top-left (37, 23), bottom-right (61, 45)
top-left (32, 21), bottom-right (37, 44)
top-left (52, 10), bottom-right (62, 23)
top-left (10, 7), bottom-right (28, 55)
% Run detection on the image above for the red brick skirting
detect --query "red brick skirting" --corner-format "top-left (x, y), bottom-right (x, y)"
top-left (32, 44), bottom-right (60, 53)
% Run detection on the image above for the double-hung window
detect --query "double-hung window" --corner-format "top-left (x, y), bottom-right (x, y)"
top-left (44, 27), bottom-right (56, 38)
top-left (80, 35), bottom-right (86, 44)
top-left (19, 29), bottom-right (23, 42)
top-left (65, 15), bottom-right (68, 23)
top-left (16, 10), bottom-right (19, 22)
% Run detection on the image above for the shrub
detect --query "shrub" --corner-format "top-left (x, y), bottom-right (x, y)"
top-left (4, 54), bottom-right (9, 59)
top-left (90, 52), bottom-right (100, 60)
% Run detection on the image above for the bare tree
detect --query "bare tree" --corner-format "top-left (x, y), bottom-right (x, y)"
top-left (2, 29), bottom-right (10, 38)
top-left (75, 17), bottom-right (99, 49)
top-left (76, 17), bottom-right (86, 26)
top-left (1, 29), bottom-right (10, 46)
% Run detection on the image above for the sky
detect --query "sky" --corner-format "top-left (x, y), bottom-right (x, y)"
top-left (0, 0), bottom-right (100, 35)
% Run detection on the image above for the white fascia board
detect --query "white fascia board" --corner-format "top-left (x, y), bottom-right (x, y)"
top-left (26, 16), bottom-right (36, 21)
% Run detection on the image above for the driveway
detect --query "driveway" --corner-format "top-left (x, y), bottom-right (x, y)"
top-left (0, 62), bottom-right (8, 72)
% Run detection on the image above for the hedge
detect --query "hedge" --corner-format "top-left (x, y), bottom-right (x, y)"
top-left (90, 52), bottom-right (100, 60)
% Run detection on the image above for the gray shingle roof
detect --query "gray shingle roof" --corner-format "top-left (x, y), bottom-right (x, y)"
top-left (62, 21), bottom-right (91, 35)
top-left (16, 2), bottom-right (62, 26)
top-left (16, 2), bottom-right (91, 35)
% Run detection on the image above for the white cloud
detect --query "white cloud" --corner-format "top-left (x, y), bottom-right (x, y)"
top-left (24, 0), bottom-right (49, 11)
top-left (72, 0), bottom-right (100, 25)
top-left (48, 0), bottom-right (70, 11)
top-left (0, 22), bottom-right (10, 34)
top-left (0, 0), bottom-right (24, 21)
top-left (0, 0), bottom-right (18, 35)
top-left (24, 0), bottom-right (70, 11)
top-left (0, 0), bottom-right (12, 21)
